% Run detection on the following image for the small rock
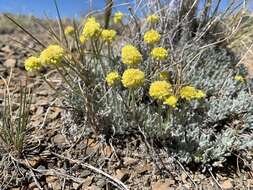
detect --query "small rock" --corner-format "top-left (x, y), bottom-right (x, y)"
top-left (183, 183), bottom-right (192, 189)
top-left (28, 182), bottom-right (37, 189)
top-left (73, 182), bottom-right (80, 190)
top-left (152, 179), bottom-right (175, 190)
top-left (86, 185), bottom-right (102, 190)
top-left (4, 58), bottom-right (16, 68)
top-left (35, 99), bottom-right (49, 106)
top-left (80, 170), bottom-right (91, 178)
top-left (0, 51), bottom-right (5, 57)
top-left (36, 89), bottom-right (49, 96)
top-left (35, 106), bottom-right (44, 116)
top-left (123, 157), bottom-right (138, 166)
top-left (103, 145), bottom-right (112, 157)
top-left (46, 176), bottom-right (58, 183)
top-left (48, 181), bottom-right (61, 190)
top-left (136, 163), bottom-right (152, 174)
top-left (48, 107), bottom-right (62, 120)
top-left (1, 45), bottom-right (12, 53)
top-left (199, 174), bottom-right (206, 180)
top-left (222, 180), bottom-right (233, 190)
top-left (28, 43), bottom-right (35, 49)
top-left (37, 165), bottom-right (46, 171)
top-left (247, 179), bottom-right (253, 186)
top-left (53, 134), bottom-right (66, 145)
top-left (114, 169), bottom-right (130, 182)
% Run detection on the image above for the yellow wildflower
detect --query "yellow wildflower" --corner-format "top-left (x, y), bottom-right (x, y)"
top-left (147, 14), bottom-right (159, 23)
top-left (144, 30), bottom-right (160, 44)
top-left (164, 96), bottom-right (178, 108)
top-left (151, 47), bottom-right (168, 61)
top-left (122, 69), bottom-right (145, 88)
top-left (195, 90), bottom-right (206, 99)
top-left (159, 71), bottom-right (169, 80)
top-left (40, 45), bottom-right (64, 65)
top-left (149, 81), bottom-right (172, 100)
top-left (24, 56), bottom-right (41, 72)
top-left (82, 17), bottom-right (101, 39)
top-left (113, 12), bottom-right (124, 24)
top-left (106, 71), bottom-right (121, 86)
top-left (121, 45), bottom-right (142, 66)
top-left (234, 75), bottom-right (245, 82)
top-left (101, 29), bottom-right (116, 43)
top-left (79, 34), bottom-right (87, 44)
top-left (180, 86), bottom-right (205, 100)
top-left (64, 26), bottom-right (74, 36)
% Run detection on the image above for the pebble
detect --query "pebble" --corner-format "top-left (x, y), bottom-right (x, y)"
top-left (222, 180), bottom-right (233, 189)
top-left (114, 169), bottom-right (130, 182)
top-left (152, 179), bottom-right (175, 190)
top-left (4, 58), bottom-right (16, 68)
top-left (80, 170), bottom-right (91, 178)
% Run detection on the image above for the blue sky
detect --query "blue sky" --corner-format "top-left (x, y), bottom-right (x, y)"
top-left (0, 0), bottom-right (252, 19)
top-left (0, 0), bottom-right (106, 18)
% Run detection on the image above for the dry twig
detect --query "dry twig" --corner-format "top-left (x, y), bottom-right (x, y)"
top-left (51, 152), bottom-right (129, 190)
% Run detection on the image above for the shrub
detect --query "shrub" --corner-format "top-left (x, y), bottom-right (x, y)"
top-left (12, 0), bottom-right (253, 167)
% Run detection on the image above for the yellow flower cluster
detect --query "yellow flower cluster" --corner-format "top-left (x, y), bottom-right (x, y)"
top-left (122, 69), bottom-right (145, 88)
top-left (144, 30), bottom-right (160, 44)
top-left (101, 29), bottom-right (117, 43)
top-left (81, 17), bottom-right (101, 39)
top-left (180, 86), bottom-right (206, 100)
top-left (151, 47), bottom-right (168, 61)
top-left (121, 45), bottom-right (142, 66)
top-left (24, 44), bottom-right (65, 71)
top-left (164, 96), bottom-right (178, 108)
top-left (147, 14), bottom-right (159, 23)
top-left (24, 56), bottom-right (41, 72)
top-left (149, 83), bottom-right (205, 108)
top-left (113, 12), bottom-right (124, 24)
top-left (106, 71), bottom-right (121, 86)
top-left (149, 81), bottom-right (172, 100)
top-left (64, 26), bottom-right (74, 36)
top-left (234, 75), bottom-right (245, 82)
top-left (79, 35), bottom-right (87, 44)
top-left (40, 45), bottom-right (64, 65)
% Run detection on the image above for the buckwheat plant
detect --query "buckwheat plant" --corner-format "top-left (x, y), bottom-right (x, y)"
top-left (13, 0), bottom-right (252, 167)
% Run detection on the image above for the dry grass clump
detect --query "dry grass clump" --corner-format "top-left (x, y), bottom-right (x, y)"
top-left (226, 10), bottom-right (253, 76)
top-left (0, 73), bottom-right (32, 157)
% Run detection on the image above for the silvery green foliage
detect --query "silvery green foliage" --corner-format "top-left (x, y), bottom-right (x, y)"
top-left (64, 2), bottom-right (252, 166)
top-left (65, 45), bottom-right (252, 166)
top-left (161, 45), bottom-right (253, 164)
top-left (104, 45), bottom-right (253, 165)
